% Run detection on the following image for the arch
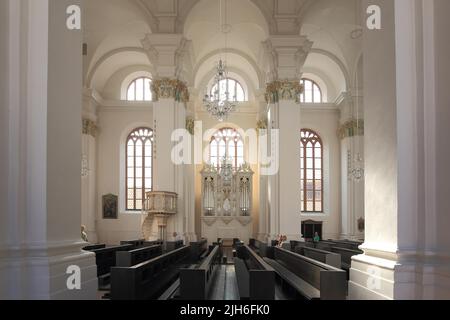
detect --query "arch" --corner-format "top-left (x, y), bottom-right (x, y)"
top-left (209, 127), bottom-right (245, 170)
top-left (308, 48), bottom-right (351, 91)
top-left (86, 47), bottom-right (148, 88)
top-left (300, 128), bottom-right (323, 213)
top-left (125, 127), bottom-right (154, 211)
top-left (121, 71), bottom-right (153, 100)
top-left (193, 48), bottom-right (264, 90)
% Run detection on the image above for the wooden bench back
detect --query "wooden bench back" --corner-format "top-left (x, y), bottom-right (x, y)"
top-left (116, 244), bottom-right (163, 267)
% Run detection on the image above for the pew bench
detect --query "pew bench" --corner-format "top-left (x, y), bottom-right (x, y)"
top-left (116, 244), bottom-right (162, 267)
top-left (264, 247), bottom-right (347, 300)
top-left (179, 245), bottom-right (222, 300)
top-left (234, 245), bottom-right (275, 300)
top-left (295, 246), bottom-right (342, 269)
top-left (110, 246), bottom-right (191, 300)
top-left (189, 238), bottom-right (209, 262)
top-left (90, 244), bottom-right (133, 290)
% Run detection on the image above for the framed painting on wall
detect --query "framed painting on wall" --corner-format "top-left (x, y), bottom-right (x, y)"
top-left (102, 194), bottom-right (118, 219)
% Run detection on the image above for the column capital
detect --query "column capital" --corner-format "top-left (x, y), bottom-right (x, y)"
top-left (151, 78), bottom-right (190, 103)
top-left (264, 79), bottom-right (304, 104)
top-left (262, 35), bottom-right (313, 80)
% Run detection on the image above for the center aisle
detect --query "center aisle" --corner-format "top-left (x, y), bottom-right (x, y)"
top-left (209, 265), bottom-right (240, 300)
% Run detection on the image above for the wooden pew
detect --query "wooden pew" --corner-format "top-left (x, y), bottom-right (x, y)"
top-left (179, 245), bottom-right (222, 300)
top-left (329, 247), bottom-right (362, 272)
top-left (120, 239), bottom-right (163, 250)
top-left (290, 240), bottom-right (315, 252)
top-left (234, 245), bottom-right (275, 300)
top-left (116, 245), bottom-right (163, 267)
top-left (264, 247), bottom-right (347, 300)
top-left (295, 246), bottom-right (342, 269)
top-left (166, 240), bottom-right (184, 252)
top-left (83, 244), bottom-right (106, 251)
top-left (248, 239), bottom-right (269, 257)
top-left (190, 238), bottom-right (209, 262)
top-left (90, 244), bottom-right (133, 289)
top-left (110, 245), bottom-right (191, 300)
top-left (317, 240), bottom-right (362, 252)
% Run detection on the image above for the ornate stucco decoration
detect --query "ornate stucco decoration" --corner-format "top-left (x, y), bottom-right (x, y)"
top-left (338, 119), bottom-right (365, 139)
top-left (256, 119), bottom-right (268, 134)
top-left (82, 119), bottom-right (97, 137)
top-left (151, 78), bottom-right (190, 103)
top-left (265, 80), bottom-right (304, 104)
top-left (186, 117), bottom-right (195, 135)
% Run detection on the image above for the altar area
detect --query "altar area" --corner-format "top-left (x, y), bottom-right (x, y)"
top-left (200, 160), bottom-right (254, 244)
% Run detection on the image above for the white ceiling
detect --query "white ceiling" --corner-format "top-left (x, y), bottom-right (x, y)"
top-left (84, 0), bottom-right (363, 103)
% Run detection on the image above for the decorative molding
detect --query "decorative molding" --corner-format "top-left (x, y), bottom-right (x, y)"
top-left (265, 80), bottom-right (304, 104)
top-left (186, 117), bottom-right (195, 135)
top-left (221, 217), bottom-right (234, 225)
top-left (236, 216), bottom-right (252, 227)
top-left (82, 119), bottom-right (97, 137)
top-left (202, 217), bottom-right (218, 227)
top-left (151, 78), bottom-right (190, 103)
top-left (338, 119), bottom-right (364, 139)
top-left (256, 119), bottom-right (268, 133)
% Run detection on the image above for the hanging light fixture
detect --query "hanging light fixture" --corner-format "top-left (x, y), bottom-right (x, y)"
top-left (203, 0), bottom-right (236, 122)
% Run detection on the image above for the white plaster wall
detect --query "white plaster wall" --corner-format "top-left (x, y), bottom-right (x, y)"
top-left (300, 108), bottom-right (341, 240)
top-left (96, 105), bottom-right (153, 245)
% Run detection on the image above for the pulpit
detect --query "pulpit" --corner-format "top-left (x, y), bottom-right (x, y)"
top-left (142, 191), bottom-right (178, 242)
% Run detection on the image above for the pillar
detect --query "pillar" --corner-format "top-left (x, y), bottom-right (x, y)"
top-left (142, 34), bottom-right (192, 242)
top-left (81, 90), bottom-right (99, 243)
top-left (349, 0), bottom-right (450, 299)
top-left (0, 0), bottom-right (97, 299)
top-left (263, 36), bottom-right (313, 241)
top-left (339, 92), bottom-right (365, 241)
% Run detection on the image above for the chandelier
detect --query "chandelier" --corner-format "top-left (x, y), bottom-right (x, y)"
top-left (203, 0), bottom-right (236, 122)
top-left (203, 60), bottom-right (236, 122)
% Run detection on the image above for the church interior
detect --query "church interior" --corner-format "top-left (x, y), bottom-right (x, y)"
top-left (0, 0), bottom-right (449, 301)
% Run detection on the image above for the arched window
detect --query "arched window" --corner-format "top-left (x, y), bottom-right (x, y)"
top-left (127, 77), bottom-right (152, 101)
top-left (300, 78), bottom-right (322, 103)
top-left (210, 128), bottom-right (244, 169)
top-left (301, 129), bottom-right (323, 213)
top-left (126, 128), bottom-right (153, 211)
top-left (210, 78), bottom-right (246, 103)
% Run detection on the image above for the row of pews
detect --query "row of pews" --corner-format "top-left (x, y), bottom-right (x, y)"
top-left (246, 238), bottom-right (364, 300)
top-left (83, 238), bottom-right (217, 300)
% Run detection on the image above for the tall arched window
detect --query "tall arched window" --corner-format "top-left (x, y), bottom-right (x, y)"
top-left (127, 77), bottom-right (152, 101)
top-left (300, 78), bottom-right (322, 103)
top-left (126, 128), bottom-right (153, 211)
top-left (301, 129), bottom-right (323, 213)
top-left (210, 128), bottom-right (244, 169)
top-left (210, 78), bottom-right (246, 103)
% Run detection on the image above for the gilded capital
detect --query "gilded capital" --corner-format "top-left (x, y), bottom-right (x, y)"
top-left (338, 119), bottom-right (364, 139)
top-left (82, 119), bottom-right (97, 137)
top-left (265, 80), bottom-right (304, 104)
top-left (151, 78), bottom-right (190, 103)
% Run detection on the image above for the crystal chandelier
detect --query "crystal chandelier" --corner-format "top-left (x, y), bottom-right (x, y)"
top-left (203, 60), bottom-right (236, 122)
top-left (203, 0), bottom-right (236, 122)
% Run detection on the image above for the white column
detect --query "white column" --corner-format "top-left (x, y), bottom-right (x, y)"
top-left (339, 93), bottom-right (365, 241)
top-left (142, 34), bottom-right (191, 242)
top-left (0, 0), bottom-right (97, 299)
top-left (263, 36), bottom-right (313, 241)
top-left (81, 94), bottom-right (98, 243)
top-left (349, 0), bottom-right (450, 299)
